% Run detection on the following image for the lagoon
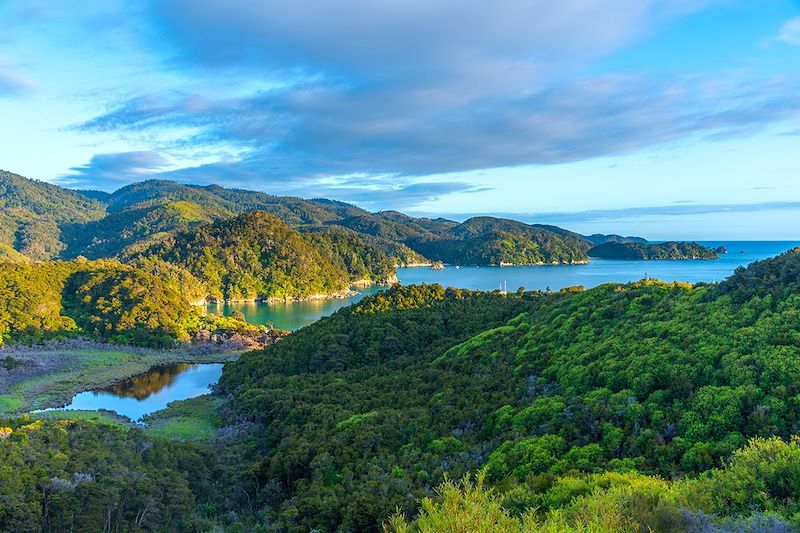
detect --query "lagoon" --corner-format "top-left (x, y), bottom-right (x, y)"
top-left (56, 363), bottom-right (224, 421)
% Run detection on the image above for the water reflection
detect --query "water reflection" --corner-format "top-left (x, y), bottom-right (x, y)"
top-left (205, 286), bottom-right (382, 330)
top-left (56, 363), bottom-right (224, 421)
top-left (105, 363), bottom-right (193, 400)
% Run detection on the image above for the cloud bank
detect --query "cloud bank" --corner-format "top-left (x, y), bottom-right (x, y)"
top-left (54, 1), bottom-right (800, 213)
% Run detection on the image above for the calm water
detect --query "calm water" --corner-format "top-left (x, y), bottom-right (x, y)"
top-left (56, 363), bottom-right (224, 421)
top-left (204, 286), bottom-right (383, 331)
top-left (53, 241), bottom-right (797, 421)
top-left (396, 241), bottom-right (800, 292)
top-left (212, 241), bottom-right (799, 328)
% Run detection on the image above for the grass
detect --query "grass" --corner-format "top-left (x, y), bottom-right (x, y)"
top-left (145, 416), bottom-right (218, 440)
top-left (0, 346), bottom-right (237, 416)
top-left (143, 395), bottom-right (225, 440)
top-left (0, 394), bottom-right (23, 412)
top-left (30, 409), bottom-right (131, 429)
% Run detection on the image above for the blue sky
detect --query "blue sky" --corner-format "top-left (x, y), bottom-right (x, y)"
top-left (1, 0), bottom-right (799, 239)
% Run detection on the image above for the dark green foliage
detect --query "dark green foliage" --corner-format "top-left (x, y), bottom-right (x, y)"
top-left (203, 249), bottom-right (800, 531)
top-left (335, 214), bottom-right (440, 243)
top-left (0, 260), bottom-right (199, 347)
top-left (582, 233), bottom-right (649, 245)
top-left (302, 226), bottom-right (396, 281)
top-left (719, 246), bottom-right (800, 302)
top-left (0, 418), bottom-right (218, 533)
top-left (411, 217), bottom-right (592, 265)
top-left (141, 211), bottom-right (349, 301)
top-left (62, 200), bottom-right (232, 259)
top-left (588, 240), bottom-right (719, 260)
top-left (375, 210), bottom-right (459, 236)
top-left (0, 171), bottom-right (106, 260)
top-left (214, 285), bottom-right (537, 530)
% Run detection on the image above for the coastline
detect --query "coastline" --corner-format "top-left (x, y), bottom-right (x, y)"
top-left (203, 275), bottom-right (400, 305)
top-left (403, 259), bottom-right (592, 268)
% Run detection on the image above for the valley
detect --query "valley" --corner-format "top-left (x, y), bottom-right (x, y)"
top-left (1, 169), bottom-right (799, 532)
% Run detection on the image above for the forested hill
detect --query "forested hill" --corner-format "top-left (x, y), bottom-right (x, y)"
top-left (3, 249), bottom-right (800, 530)
top-left (129, 211), bottom-right (354, 301)
top-left (582, 233), bottom-right (649, 245)
top-left (201, 247), bottom-right (800, 531)
top-left (0, 170), bottom-right (106, 260)
top-left (409, 216), bottom-right (592, 265)
top-left (1, 171), bottom-right (668, 269)
top-left (588, 240), bottom-right (721, 260)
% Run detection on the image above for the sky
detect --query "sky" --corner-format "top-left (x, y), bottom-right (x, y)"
top-left (1, 0), bottom-right (799, 239)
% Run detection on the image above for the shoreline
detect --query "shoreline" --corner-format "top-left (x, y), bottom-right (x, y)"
top-left (401, 259), bottom-right (592, 268)
top-left (0, 343), bottom-right (245, 416)
top-left (203, 275), bottom-right (399, 305)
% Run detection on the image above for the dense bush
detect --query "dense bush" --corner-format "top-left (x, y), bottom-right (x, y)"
top-left (139, 211), bottom-right (351, 301)
top-left (0, 260), bottom-right (200, 348)
top-left (0, 417), bottom-right (219, 532)
top-left (411, 217), bottom-right (591, 265)
top-left (588, 240), bottom-right (719, 260)
top-left (204, 249), bottom-right (800, 531)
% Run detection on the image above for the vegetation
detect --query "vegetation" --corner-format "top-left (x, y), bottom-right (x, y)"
top-left (301, 226), bottom-right (396, 282)
top-left (2, 171), bottom-right (643, 272)
top-left (588, 240), bottom-right (719, 260)
top-left (142, 395), bottom-right (224, 441)
top-left (391, 437), bottom-right (800, 533)
top-left (6, 171), bottom-right (800, 532)
top-left (62, 200), bottom-right (231, 259)
top-left (582, 233), bottom-right (649, 246)
top-left (411, 217), bottom-right (592, 265)
top-left (164, 248), bottom-right (800, 531)
top-left (0, 256), bottom-right (273, 350)
top-left (0, 171), bottom-right (106, 260)
top-left (0, 260), bottom-right (201, 348)
top-left (0, 417), bottom-right (219, 532)
top-left (61, 265), bottom-right (200, 347)
top-left (137, 211), bottom-right (351, 301)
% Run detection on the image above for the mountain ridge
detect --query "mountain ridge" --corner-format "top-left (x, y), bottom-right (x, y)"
top-left (0, 171), bottom-right (719, 289)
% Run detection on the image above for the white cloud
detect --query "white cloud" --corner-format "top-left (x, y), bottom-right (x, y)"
top-left (776, 17), bottom-right (800, 46)
top-left (0, 58), bottom-right (36, 96)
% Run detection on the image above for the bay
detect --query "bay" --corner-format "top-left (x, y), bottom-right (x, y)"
top-left (54, 241), bottom-right (798, 421)
top-left (396, 241), bottom-right (800, 292)
top-left (213, 241), bottom-right (799, 328)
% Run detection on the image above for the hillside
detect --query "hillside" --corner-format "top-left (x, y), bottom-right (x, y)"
top-left (0, 173), bottom-right (601, 268)
top-left (3, 250), bottom-right (800, 530)
top-left (0, 172), bottom-right (720, 276)
top-left (589, 240), bottom-right (720, 260)
top-left (62, 200), bottom-right (232, 259)
top-left (201, 248), bottom-right (800, 530)
top-left (410, 216), bottom-right (592, 265)
top-left (300, 225), bottom-right (398, 282)
top-left (0, 170), bottom-right (106, 259)
top-left (105, 179), bottom-right (368, 225)
top-left (0, 259), bottom-right (198, 347)
top-left (583, 233), bottom-right (649, 245)
top-left (136, 211), bottom-right (351, 301)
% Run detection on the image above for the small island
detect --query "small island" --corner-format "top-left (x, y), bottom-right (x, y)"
top-left (430, 260), bottom-right (445, 270)
top-left (588, 241), bottom-right (721, 260)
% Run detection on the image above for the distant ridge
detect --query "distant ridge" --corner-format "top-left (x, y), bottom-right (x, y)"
top-left (0, 170), bottom-right (712, 279)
